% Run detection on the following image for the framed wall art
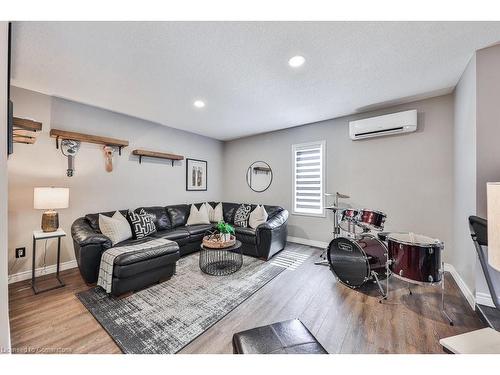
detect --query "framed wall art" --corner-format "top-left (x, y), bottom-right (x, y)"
top-left (186, 158), bottom-right (207, 191)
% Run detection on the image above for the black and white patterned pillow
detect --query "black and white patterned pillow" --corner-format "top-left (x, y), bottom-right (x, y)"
top-left (234, 204), bottom-right (252, 228)
top-left (128, 209), bottom-right (157, 239)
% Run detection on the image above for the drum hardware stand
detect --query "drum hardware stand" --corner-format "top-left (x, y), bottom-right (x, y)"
top-left (315, 192), bottom-right (349, 266)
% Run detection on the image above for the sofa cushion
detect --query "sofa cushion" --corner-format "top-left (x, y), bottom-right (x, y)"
top-left (234, 204), bottom-right (252, 228)
top-left (166, 204), bottom-right (190, 228)
top-left (129, 209), bottom-right (157, 239)
top-left (113, 250), bottom-right (179, 279)
top-left (235, 226), bottom-right (256, 244)
top-left (135, 206), bottom-right (171, 231)
top-left (222, 202), bottom-right (240, 223)
top-left (114, 241), bottom-right (179, 267)
top-left (98, 211), bottom-right (132, 246)
top-left (185, 224), bottom-right (214, 236)
top-left (85, 210), bottom-right (129, 231)
top-left (154, 228), bottom-right (190, 246)
top-left (249, 205), bottom-right (269, 229)
top-left (186, 204), bottom-right (210, 225)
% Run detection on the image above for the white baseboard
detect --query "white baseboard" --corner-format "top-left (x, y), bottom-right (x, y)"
top-left (476, 292), bottom-right (498, 308)
top-left (444, 263), bottom-right (476, 310)
top-left (287, 236), bottom-right (329, 249)
top-left (8, 259), bottom-right (78, 284)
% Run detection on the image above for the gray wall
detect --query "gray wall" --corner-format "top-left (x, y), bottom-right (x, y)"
top-left (0, 22), bottom-right (11, 352)
top-left (453, 56), bottom-right (477, 297)
top-left (223, 95), bottom-right (455, 263)
top-left (8, 87), bottom-right (224, 276)
top-left (475, 44), bottom-right (500, 303)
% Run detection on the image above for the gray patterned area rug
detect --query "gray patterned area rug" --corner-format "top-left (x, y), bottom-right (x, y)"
top-left (76, 253), bottom-right (286, 354)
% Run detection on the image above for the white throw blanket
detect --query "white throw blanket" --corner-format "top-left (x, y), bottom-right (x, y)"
top-left (97, 238), bottom-right (174, 294)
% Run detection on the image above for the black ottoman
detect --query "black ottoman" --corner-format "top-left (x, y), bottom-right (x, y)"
top-left (111, 240), bottom-right (180, 296)
top-left (232, 319), bottom-right (328, 354)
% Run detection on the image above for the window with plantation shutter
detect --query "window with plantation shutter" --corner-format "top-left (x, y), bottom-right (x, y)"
top-left (292, 141), bottom-right (325, 216)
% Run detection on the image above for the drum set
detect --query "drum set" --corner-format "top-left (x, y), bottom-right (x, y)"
top-left (319, 192), bottom-right (453, 325)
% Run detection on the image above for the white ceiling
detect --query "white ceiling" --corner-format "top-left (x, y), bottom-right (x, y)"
top-left (11, 22), bottom-right (500, 140)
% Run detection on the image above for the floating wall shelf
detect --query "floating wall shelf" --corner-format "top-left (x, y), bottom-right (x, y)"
top-left (132, 149), bottom-right (184, 166)
top-left (253, 166), bottom-right (272, 174)
top-left (13, 117), bottom-right (42, 132)
top-left (50, 129), bottom-right (129, 155)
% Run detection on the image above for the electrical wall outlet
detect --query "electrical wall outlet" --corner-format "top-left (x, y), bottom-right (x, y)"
top-left (15, 247), bottom-right (26, 258)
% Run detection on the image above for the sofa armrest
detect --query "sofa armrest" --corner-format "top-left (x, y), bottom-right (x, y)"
top-left (255, 209), bottom-right (289, 259)
top-left (71, 217), bottom-right (112, 248)
top-left (256, 209), bottom-right (289, 231)
top-left (71, 217), bottom-right (112, 284)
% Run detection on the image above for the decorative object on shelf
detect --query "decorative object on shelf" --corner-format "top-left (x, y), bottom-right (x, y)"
top-left (60, 139), bottom-right (81, 177)
top-left (132, 149), bottom-right (184, 166)
top-left (33, 187), bottom-right (69, 232)
top-left (186, 158), bottom-right (207, 191)
top-left (202, 221), bottom-right (236, 248)
top-left (50, 129), bottom-right (129, 176)
top-left (246, 161), bottom-right (273, 192)
top-left (103, 146), bottom-right (115, 172)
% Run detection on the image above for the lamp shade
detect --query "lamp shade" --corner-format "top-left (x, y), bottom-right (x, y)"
top-left (33, 187), bottom-right (69, 210)
top-left (487, 182), bottom-right (500, 271)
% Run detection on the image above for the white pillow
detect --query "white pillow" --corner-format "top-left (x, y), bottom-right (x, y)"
top-left (205, 202), bottom-right (223, 223)
top-left (99, 211), bottom-right (132, 246)
top-left (249, 205), bottom-right (269, 229)
top-left (186, 204), bottom-right (210, 225)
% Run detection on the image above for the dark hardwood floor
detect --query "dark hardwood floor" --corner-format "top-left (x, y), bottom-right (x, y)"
top-left (8, 243), bottom-right (485, 354)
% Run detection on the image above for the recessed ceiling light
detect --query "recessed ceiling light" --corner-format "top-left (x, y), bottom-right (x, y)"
top-left (288, 55), bottom-right (305, 68)
top-left (193, 100), bottom-right (205, 108)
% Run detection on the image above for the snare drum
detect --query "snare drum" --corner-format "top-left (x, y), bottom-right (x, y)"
top-left (387, 232), bottom-right (443, 284)
top-left (357, 209), bottom-right (387, 231)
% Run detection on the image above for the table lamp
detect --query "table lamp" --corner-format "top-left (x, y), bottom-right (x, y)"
top-left (487, 182), bottom-right (500, 272)
top-left (34, 187), bottom-right (69, 232)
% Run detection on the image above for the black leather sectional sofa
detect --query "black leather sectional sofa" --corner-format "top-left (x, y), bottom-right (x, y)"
top-left (71, 202), bottom-right (289, 285)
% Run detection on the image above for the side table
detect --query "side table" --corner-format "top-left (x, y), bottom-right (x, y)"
top-left (32, 229), bottom-right (66, 294)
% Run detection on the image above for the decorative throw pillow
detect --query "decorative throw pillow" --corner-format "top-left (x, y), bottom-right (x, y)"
top-left (234, 204), bottom-right (252, 228)
top-left (205, 202), bottom-right (223, 223)
top-left (249, 205), bottom-right (269, 229)
top-left (128, 209), bottom-right (157, 239)
top-left (99, 211), bottom-right (132, 246)
top-left (186, 204), bottom-right (210, 225)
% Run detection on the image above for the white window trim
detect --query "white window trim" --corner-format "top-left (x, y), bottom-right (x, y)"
top-left (291, 140), bottom-right (326, 218)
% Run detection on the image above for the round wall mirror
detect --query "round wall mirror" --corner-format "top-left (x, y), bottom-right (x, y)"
top-left (246, 161), bottom-right (273, 192)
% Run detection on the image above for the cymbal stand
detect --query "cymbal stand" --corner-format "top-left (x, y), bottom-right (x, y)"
top-left (315, 192), bottom-right (344, 266)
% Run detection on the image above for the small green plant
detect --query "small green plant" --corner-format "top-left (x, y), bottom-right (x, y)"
top-left (216, 220), bottom-right (235, 235)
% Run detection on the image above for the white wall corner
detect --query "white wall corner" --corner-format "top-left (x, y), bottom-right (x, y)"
top-left (444, 263), bottom-right (476, 310)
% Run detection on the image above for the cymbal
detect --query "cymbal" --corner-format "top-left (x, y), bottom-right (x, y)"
top-left (325, 205), bottom-right (348, 211)
top-left (336, 192), bottom-right (350, 199)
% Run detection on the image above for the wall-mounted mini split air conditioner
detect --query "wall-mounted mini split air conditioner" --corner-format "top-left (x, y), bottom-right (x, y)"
top-left (349, 109), bottom-right (417, 140)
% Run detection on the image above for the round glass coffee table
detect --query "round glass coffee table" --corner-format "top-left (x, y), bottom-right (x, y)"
top-left (199, 240), bottom-right (243, 276)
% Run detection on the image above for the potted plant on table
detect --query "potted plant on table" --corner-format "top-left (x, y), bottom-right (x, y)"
top-left (216, 220), bottom-right (235, 242)
top-left (203, 221), bottom-right (236, 248)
